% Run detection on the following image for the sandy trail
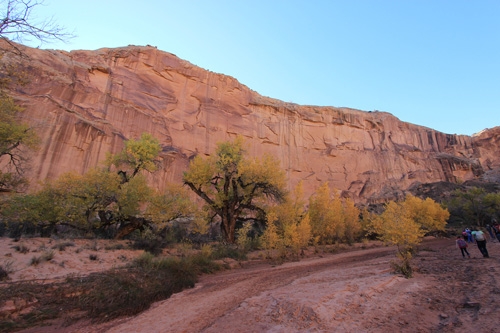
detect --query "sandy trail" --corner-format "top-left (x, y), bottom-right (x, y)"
top-left (107, 247), bottom-right (399, 333)
top-left (105, 239), bottom-right (500, 333)
top-left (8, 237), bottom-right (500, 333)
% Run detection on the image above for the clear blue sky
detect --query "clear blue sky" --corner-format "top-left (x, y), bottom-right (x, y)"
top-left (24, 0), bottom-right (500, 136)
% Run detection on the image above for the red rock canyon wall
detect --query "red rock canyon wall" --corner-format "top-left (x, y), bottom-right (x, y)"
top-left (3, 43), bottom-right (500, 203)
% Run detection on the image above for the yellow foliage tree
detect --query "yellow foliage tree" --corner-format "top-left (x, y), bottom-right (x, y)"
top-left (308, 183), bottom-right (362, 245)
top-left (402, 195), bottom-right (449, 232)
top-left (368, 195), bottom-right (450, 278)
top-left (296, 213), bottom-right (312, 250)
top-left (261, 182), bottom-right (311, 258)
top-left (343, 198), bottom-right (362, 244)
top-left (260, 211), bottom-right (281, 257)
top-left (183, 136), bottom-right (287, 243)
top-left (308, 183), bottom-right (335, 244)
top-left (371, 201), bottom-right (426, 251)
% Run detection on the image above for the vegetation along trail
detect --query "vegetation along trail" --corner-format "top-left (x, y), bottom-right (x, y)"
top-left (68, 238), bottom-right (497, 333)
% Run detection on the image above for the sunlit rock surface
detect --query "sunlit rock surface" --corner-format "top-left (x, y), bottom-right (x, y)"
top-left (4, 43), bottom-right (500, 203)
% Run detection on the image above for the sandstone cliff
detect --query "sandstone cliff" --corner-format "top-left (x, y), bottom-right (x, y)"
top-left (3, 42), bottom-right (500, 203)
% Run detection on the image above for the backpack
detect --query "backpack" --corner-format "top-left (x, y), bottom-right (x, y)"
top-left (474, 232), bottom-right (485, 241)
top-left (457, 239), bottom-right (467, 248)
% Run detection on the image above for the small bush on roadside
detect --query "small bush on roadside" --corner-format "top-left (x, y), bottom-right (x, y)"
top-left (236, 222), bottom-right (253, 252)
top-left (0, 265), bottom-right (9, 281)
top-left (211, 244), bottom-right (247, 261)
top-left (79, 255), bottom-right (204, 321)
top-left (132, 237), bottom-right (165, 256)
top-left (7, 221), bottom-right (38, 239)
top-left (176, 241), bottom-right (193, 257)
top-left (390, 250), bottom-right (413, 278)
top-left (187, 253), bottom-right (222, 274)
top-left (29, 255), bottom-right (41, 266)
top-left (200, 243), bottom-right (213, 258)
top-left (51, 241), bottom-right (75, 251)
top-left (29, 250), bottom-right (54, 266)
top-left (12, 243), bottom-right (30, 254)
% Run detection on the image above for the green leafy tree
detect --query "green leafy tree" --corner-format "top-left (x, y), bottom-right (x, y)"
top-left (0, 84), bottom-right (38, 192)
top-left (107, 133), bottom-right (161, 183)
top-left (146, 183), bottom-right (198, 225)
top-left (446, 187), bottom-right (500, 226)
top-left (0, 0), bottom-right (73, 192)
top-left (483, 192), bottom-right (500, 222)
top-left (2, 181), bottom-right (61, 236)
top-left (2, 133), bottom-right (196, 239)
top-left (183, 136), bottom-right (287, 243)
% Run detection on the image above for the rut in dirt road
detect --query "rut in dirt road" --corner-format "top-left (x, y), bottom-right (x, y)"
top-left (106, 246), bottom-right (402, 333)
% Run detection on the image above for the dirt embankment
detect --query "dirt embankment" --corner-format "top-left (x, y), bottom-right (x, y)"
top-left (5, 237), bottom-right (500, 333)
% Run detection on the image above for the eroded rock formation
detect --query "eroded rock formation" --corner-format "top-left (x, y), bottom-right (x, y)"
top-left (3, 42), bottom-right (500, 203)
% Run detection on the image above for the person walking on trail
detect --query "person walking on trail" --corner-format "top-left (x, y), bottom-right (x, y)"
top-left (486, 224), bottom-right (496, 242)
top-left (493, 223), bottom-right (500, 243)
top-left (456, 236), bottom-right (470, 258)
top-left (472, 229), bottom-right (489, 258)
top-left (465, 228), bottom-right (473, 243)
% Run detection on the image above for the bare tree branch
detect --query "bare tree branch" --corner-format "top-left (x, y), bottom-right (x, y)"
top-left (0, 0), bottom-right (74, 52)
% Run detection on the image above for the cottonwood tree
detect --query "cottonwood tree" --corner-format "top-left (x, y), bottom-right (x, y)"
top-left (2, 168), bottom-right (121, 235)
top-left (106, 132), bottom-right (161, 184)
top-left (183, 136), bottom-right (287, 243)
top-left (308, 182), bottom-right (362, 245)
top-left (2, 133), bottom-right (196, 238)
top-left (262, 181), bottom-right (311, 257)
top-left (368, 194), bottom-right (449, 277)
top-left (446, 187), bottom-right (500, 226)
top-left (103, 133), bottom-right (194, 239)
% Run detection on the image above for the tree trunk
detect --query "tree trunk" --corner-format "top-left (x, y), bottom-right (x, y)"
top-left (221, 214), bottom-right (236, 243)
top-left (115, 217), bottom-right (146, 239)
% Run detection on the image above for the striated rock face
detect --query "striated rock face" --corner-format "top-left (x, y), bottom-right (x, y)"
top-left (3, 43), bottom-right (500, 203)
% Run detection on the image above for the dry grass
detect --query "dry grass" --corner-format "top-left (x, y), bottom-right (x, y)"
top-left (0, 251), bottom-right (222, 332)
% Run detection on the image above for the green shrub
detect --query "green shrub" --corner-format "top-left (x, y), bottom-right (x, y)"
top-left (187, 253), bottom-right (222, 274)
top-left (211, 244), bottom-right (247, 260)
top-left (132, 237), bottom-right (165, 256)
top-left (133, 251), bottom-right (155, 267)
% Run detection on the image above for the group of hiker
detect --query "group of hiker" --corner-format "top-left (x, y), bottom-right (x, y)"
top-left (456, 221), bottom-right (500, 259)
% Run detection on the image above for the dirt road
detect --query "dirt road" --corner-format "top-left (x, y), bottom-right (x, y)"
top-left (18, 238), bottom-right (500, 332)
